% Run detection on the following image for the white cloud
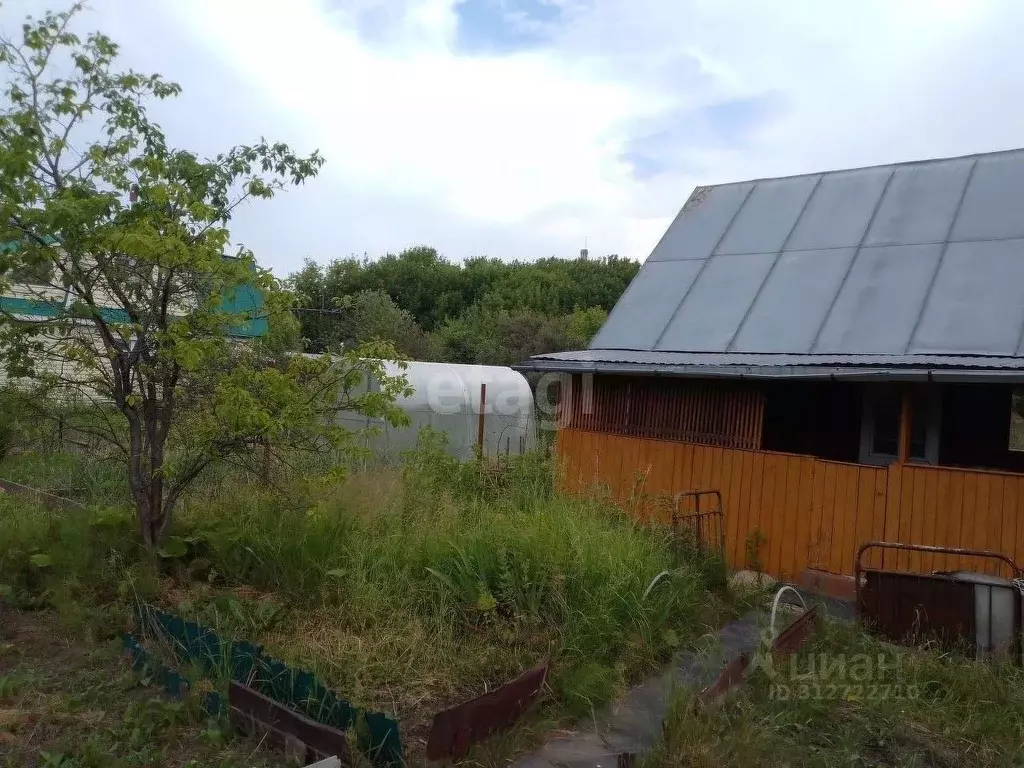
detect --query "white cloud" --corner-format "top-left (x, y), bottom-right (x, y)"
top-left (163, 0), bottom-right (652, 226)
top-left (4, 0), bottom-right (1024, 273)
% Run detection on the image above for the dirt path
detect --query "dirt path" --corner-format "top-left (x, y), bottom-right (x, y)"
top-left (510, 613), bottom-right (764, 768)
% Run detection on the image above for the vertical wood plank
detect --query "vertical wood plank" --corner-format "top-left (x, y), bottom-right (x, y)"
top-left (737, 450), bottom-right (761, 573)
top-left (729, 450), bottom-right (752, 568)
top-left (962, 472), bottom-right (982, 572)
top-left (809, 461), bottom-right (827, 569)
top-left (854, 468), bottom-right (877, 573)
top-left (985, 476), bottom-right (1005, 573)
top-left (719, 448), bottom-right (735, 558)
top-left (759, 454), bottom-right (778, 574)
top-left (868, 467), bottom-right (887, 570)
top-left (767, 456), bottom-right (790, 577)
top-left (907, 468), bottom-right (928, 573)
top-left (794, 458), bottom-right (816, 578)
top-left (780, 457), bottom-right (805, 579)
top-left (893, 468), bottom-right (914, 572)
top-left (883, 464), bottom-right (903, 571)
top-left (940, 470), bottom-right (966, 574)
top-left (1013, 475), bottom-right (1024, 573)
top-left (917, 469), bottom-right (937, 574)
top-left (822, 462), bottom-right (841, 573)
top-left (957, 471), bottom-right (978, 570)
top-left (931, 469), bottom-right (952, 571)
top-left (843, 466), bottom-right (863, 577)
top-left (1002, 475), bottom-right (1020, 572)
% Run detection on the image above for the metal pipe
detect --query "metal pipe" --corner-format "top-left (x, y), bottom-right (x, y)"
top-left (477, 382), bottom-right (486, 456)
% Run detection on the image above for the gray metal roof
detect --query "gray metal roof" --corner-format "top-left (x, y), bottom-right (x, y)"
top-left (515, 350), bottom-right (1024, 381)
top-left (584, 148), bottom-right (1024, 372)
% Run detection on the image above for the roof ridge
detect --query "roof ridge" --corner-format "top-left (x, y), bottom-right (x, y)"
top-left (696, 145), bottom-right (1024, 189)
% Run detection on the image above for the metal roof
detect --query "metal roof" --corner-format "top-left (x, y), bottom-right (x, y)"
top-left (515, 349), bottom-right (1024, 381)
top-left (581, 148), bottom-right (1024, 377)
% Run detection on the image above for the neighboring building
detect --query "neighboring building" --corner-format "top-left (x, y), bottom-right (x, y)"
top-left (0, 238), bottom-right (268, 393)
top-left (517, 148), bottom-right (1024, 591)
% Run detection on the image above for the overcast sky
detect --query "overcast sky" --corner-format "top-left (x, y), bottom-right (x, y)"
top-left (3, 0), bottom-right (1024, 276)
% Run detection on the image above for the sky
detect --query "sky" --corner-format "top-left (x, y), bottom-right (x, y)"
top-left (3, 0), bottom-right (1024, 276)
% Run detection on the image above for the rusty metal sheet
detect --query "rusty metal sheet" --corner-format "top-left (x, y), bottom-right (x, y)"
top-left (855, 541), bottom-right (1023, 662)
top-left (425, 659), bottom-right (549, 761)
top-left (858, 571), bottom-right (975, 650)
top-left (698, 605), bottom-right (817, 705)
top-left (771, 605), bottom-right (818, 654)
top-left (697, 652), bottom-right (750, 706)
top-left (228, 681), bottom-right (351, 766)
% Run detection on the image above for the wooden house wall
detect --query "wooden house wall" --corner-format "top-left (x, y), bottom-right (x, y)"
top-left (556, 427), bottom-right (1024, 581)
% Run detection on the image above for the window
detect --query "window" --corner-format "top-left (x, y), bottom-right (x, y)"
top-left (860, 387), bottom-right (940, 465)
top-left (870, 394), bottom-right (901, 456)
top-left (1011, 389), bottom-right (1024, 452)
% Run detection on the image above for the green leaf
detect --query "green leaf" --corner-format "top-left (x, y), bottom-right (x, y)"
top-left (325, 568), bottom-right (346, 579)
top-left (157, 536), bottom-right (188, 559)
top-left (28, 553), bottom-right (52, 568)
top-left (475, 589), bottom-right (497, 613)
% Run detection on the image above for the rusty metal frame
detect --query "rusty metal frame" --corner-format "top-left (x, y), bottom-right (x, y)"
top-left (425, 658), bottom-right (549, 761)
top-left (855, 541), bottom-right (1024, 663)
top-left (855, 542), bottom-right (1023, 591)
top-left (672, 490), bottom-right (726, 557)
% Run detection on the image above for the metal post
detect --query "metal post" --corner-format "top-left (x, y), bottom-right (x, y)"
top-left (477, 382), bottom-right (486, 456)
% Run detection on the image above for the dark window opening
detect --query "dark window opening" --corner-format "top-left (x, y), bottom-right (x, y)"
top-left (870, 393), bottom-right (901, 457)
top-left (1011, 389), bottom-right (1024, 453)
top-left (940, 383), bottom-right (1024, 472)
top-left (761, 381), bottom-right (862, 462)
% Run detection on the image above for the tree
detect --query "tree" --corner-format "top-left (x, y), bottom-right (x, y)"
top-left (290, 250), bottom-right (636, 363)
top-left (0, 4), bottom-right (409, 548)
top-left (338, 290), bottom-right (433, 359)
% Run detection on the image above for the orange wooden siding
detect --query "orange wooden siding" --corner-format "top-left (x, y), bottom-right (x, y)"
top-left (556, 428), bottom-right (1024, 579)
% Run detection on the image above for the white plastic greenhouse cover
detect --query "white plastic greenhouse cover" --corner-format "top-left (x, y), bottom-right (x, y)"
top-left (335, 360), bottom-right (539, 461)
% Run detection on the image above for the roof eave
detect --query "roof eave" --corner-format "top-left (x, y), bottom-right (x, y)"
top-left (512, 358), bottom-right (1024, 383)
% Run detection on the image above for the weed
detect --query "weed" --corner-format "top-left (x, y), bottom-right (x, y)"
top-left (744, 527), bottom-right (767, 574)
top-left (644, 619), bottom-right (1024, 768)
top-left (1, 442), bottom-right (735, 764)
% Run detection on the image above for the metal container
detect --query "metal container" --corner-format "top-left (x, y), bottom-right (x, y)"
top-left (947, 571), bottom-right (1023, 662)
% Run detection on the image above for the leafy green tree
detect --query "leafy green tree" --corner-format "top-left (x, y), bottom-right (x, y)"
top-left (338, 289), bottom-right (434, 359)
top-left (0, 4), bottom-right (408, 548)
top-left (291, 251), bottom-right (635, 364)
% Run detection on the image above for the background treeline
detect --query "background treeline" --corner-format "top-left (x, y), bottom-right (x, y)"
top-left (287, 247), bottom-right (639, 365)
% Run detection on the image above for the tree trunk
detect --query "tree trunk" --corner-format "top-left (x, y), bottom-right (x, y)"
top-left (127, 407), bottom-right (173, 550)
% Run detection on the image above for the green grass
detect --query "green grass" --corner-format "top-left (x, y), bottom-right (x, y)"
top-left (0, 451), bottom-right (125, 506)
top-left (0, 611), bottom-right (274, 768)
top-left (645, 618), bottom-right (1024, 767)
top-left (0, 437), bottom-right (734, 764)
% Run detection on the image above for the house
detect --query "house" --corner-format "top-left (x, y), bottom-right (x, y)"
top-left (0, 238), bottom-right (268, 395)
top-left (516, 148), bottom-right (1024, 594)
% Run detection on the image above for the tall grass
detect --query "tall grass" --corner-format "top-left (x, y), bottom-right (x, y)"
top-left (645, 618), bottom-right (1024, 767)
top-left (0, 432), bottom-right (730, 733)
